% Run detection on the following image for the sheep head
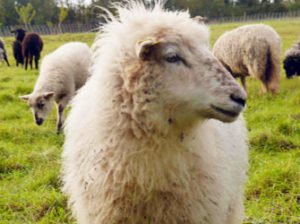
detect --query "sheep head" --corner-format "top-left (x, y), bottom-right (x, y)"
top-left (11, 28), bottom-right (26, 42)
top-left (129, 32), bottom-right (247, 126)
top-left (20, 92), bottom-right (54, 126)
top-left (283, 56), bottom-right (300, 78)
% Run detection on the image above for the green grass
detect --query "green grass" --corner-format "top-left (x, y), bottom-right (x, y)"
top-left (0, 20), bottom-right (300, 223)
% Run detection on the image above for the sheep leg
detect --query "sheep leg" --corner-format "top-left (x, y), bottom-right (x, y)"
top-left (4, 54), bottom-right (9, 66)
top-left (25, 57), bottom-right (28, 70)
top-left (29, 55), bottom-right (33, 70)
top-left (257, 71), bottom-right (268, 93)
top-left (240, 76), bottom-right (247, 92)
top-left (260, 80), bottom-right (268, 93)
top-left (56, 104), bottom-right (66, 134)
top-left (226, 197), bottom-right (244, 224)
top-left (265, 61), bottom-right (280, 94)
top-left (35, 54), bottom-right (40, 69)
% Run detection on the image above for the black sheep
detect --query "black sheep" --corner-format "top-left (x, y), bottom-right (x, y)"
top-left (11, 28), bottom-right (26, 42)
top-left (22, 32), bottom-right (43, 70)
top-left (11, 28), bottom-right (26, 67)
top-left (283, 40), bottom-right (300, 78)
top-left (13, 40), bottom-right (24, 67)
top-left (0, 37), bottom-right (10, 66)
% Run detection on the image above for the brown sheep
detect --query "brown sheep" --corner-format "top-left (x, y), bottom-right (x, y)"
top-left (22, 32), bottom-right (43, 70)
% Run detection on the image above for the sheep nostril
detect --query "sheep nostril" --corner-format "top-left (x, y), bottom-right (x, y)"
top-left (230, 94), bottom-right (246, 107)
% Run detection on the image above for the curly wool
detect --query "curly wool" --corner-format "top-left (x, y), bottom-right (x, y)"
top-left (61, 1), bottom-right (248, 224)
top-left (213, 24), bottom-right (281, 93)
top-left (34, 42), bottom-right (90, 94)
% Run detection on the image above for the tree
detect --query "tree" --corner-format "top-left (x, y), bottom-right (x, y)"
top-left (30, 0), bottom-right (59, 25)
top-left (58, 5), bottom-right (70, 33)
top-left (15, 3), bottom-right (36, 29)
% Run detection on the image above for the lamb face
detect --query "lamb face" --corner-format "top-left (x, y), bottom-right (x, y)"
top-left (20, 92), bottom-right (54, 125)
top-left (134, 36), bottom-right (247, 124)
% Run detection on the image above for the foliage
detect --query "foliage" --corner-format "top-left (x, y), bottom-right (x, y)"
top-left (1, 0), bottom-right (300, 26)
top-left (15, 3), bottom-right (36, 27)
top-left (58, 5), bottom-right (70, 32)
top-left (46, 21), bottom-right (53, 27)
top-left (58, 5), bottom-right (70, 24)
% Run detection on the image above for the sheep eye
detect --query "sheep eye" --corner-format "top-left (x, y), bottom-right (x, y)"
top-left (37, 102), bottom-right (45, 109)
top-left (165, 55), bottom-right (181, 63)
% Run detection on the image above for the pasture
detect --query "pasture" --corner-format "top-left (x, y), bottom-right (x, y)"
top-left (0, 20), bottom-right (299, 223)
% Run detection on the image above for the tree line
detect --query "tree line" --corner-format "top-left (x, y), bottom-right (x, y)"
top-left (0, 0), bottom-right (300, 26)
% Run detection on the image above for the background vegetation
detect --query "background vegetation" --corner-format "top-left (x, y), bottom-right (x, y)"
top-left (0, 20), bottom-right (299, 223)
top-left (1, 0), bottom-right (300, 26)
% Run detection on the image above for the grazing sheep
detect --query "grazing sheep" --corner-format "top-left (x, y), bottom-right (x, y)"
top-left (283, 39), bottom-right (300, 78)
top-left (213, 24), bottom-right (281, 93)
top-left (22, 32), bottom-right (43, 70)
top-left (13, 40), bottom-right (24, 67)
top-left (20, 42), bottom-right (91, 133)
top-left (0, 37), bottom-right (10, 66)
top-left (61, 2), bottom-right (248, 224)
top-left (11, 28), bottom-right (26, 42)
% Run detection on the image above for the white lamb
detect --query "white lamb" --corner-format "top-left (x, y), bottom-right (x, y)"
top-left (61, 1), bottom-right (249, 224)
top-left (20, 42), bottom-right (91, 133)
top-left (213, 24), bottom-right (281, 93)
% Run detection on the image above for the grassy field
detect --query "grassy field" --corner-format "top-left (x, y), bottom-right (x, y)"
top-left (0, 19), bottom-right (299, 223)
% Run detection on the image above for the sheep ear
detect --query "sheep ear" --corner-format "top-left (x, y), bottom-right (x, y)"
top-left (19, 94), bottom-right (31, 101)
top-left (43, 92), bottom-right (55, 100)
top-left (136, 38), bottom-right (161, 61)
top-left (193, 16), bottom-right (207, 23)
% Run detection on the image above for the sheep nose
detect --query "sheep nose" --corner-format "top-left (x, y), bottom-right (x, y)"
top-left (230, 93), bottom-right (246, 107)
top-left (36, 118), bottom-right (44, 125)
top-left (35, 114), bottom-right (44, 125)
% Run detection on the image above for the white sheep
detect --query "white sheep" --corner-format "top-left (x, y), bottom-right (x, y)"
top-left (0, 37), bottom-right (10, 66)
top-left (213, 24), bottom-right (281, 93)
top-left (61, 1), bottom-right (249, 224)
top-left (20, 42), bottom-right (91, 133)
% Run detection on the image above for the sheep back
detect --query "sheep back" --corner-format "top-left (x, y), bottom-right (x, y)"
top-left (213, 24), bottom-right (281, 93)
top-left (33, 42), bottom-right (91, 98)
top-left (22, 32), bottom-right (43, 58)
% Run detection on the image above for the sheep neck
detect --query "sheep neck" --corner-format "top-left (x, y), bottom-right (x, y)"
top-left (99, 88), bottom-right (205, 194)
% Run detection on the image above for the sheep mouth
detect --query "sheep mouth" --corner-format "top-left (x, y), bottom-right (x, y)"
top-left (211, 105), bottom-right (240, 118)
top-left (35, 117), bottom-right (44, 126)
